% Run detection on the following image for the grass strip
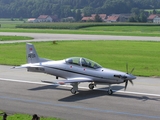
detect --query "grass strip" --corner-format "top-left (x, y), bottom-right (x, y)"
top-left (0, 22), bottom-right (160, 36)
top-left (0, 35), bottom-right (33, 41)
top-left (15, 23), bottom-right (160, 29)
top-left (0, 28), bottom-right (159, 37)
top-left (0, 41), bottom-right (160, 77)
top-left (0, 112), bottom-right (60, 120)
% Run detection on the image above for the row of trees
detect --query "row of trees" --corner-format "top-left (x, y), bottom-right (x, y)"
top-left (0, 0), bottom-right (160, 21)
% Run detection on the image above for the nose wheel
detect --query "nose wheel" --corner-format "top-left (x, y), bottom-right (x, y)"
top-left (89, 83), bottom-right (95, 90)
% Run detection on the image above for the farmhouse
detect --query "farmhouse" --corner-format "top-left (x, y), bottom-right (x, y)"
top-left (106, 14), bottom-right (130, 22)
top-left (153, 16), bottom-right (160, 23)
top-left (81, 14), bottom-right (107, 22)
top-left (106, 14), bottom-right (120, 22)
top-left (81, 17), bottom-right (94, 22)
top-left (147, 14), bottom-right (160, 22)
top-left (91, 14), bottom-right (107, 21)
top-left (36, 15), bottom-right (52, 22)
top-left (27, 18), bottom-right (36, 23)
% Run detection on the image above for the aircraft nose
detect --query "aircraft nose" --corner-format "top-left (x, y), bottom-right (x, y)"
top-left (128, 74), bottom-right (136, 80)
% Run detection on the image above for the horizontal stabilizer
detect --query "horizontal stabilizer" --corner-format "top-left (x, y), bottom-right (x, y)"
top-left (12, 64), bottom-right (42, 69)
top-left (41, 80), bottom-right (60, 84)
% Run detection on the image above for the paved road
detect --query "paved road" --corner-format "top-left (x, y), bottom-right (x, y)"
top-left (0, 65), bottom-right (160, 120)
top-left (0, 32), bottom-right (160, 44)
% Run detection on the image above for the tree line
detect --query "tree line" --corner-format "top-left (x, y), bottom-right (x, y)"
top-left (0, 0), bottom-right (160, 21)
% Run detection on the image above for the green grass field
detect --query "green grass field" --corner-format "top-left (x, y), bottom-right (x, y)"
top-left (0, 27), bottom-right (160, 37)
top-left (0, 21), bottom-right (24, 28)
top-left (0, 112), bottom-right (60, 120)
top-left (0, 35), bottom-right (33, 41)
top-left (0, 41), bottom-right (160, 77)
top-left (0, 21), bottom-right (160, 36)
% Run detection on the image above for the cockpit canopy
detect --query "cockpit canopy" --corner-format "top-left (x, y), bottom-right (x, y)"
top-left (65, 57), bottom-right (102, 69)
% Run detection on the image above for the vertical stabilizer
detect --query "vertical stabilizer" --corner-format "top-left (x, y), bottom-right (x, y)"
top-left (26, 43), bottom-right (39, 63)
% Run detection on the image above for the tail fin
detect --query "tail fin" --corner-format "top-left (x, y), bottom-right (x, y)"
top-left (26, 43), bottom-right (39, 63)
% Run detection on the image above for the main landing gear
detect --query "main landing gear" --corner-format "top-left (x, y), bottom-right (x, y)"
top-left (107, 84), bottom-right (113, 95)
top-left (70, 83), bottom-right (78, 94)
top-left (70, 82), bottom-right (113, 95)
top-left (89, 83), bottom-right (113, 95)
top-left (70, 82), bottom-right (96, 94)
top-left (71, 88), bottom-right (77, 94)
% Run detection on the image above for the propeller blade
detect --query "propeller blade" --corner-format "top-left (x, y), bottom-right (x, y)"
top-left (129, 80), bottom-right (133, 85)
top-left (126, 63), bottom-right (128, 74)
top-left (124, 80), bottom-right (128, 90)
top-left (124, 63), bottom-right (135, 90)
top-left (130, 68), bottom-right (135, 74)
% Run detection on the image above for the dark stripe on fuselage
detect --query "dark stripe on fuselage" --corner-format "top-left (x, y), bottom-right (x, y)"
top-left (43, 65), bottom-right (108, 80)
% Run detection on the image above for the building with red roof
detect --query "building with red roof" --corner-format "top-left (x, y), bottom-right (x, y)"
top-left (36, 15), bottom-right (52, 22)
top-left (81, 14), bottom-right (107, 22)
top-left (106, 15), bottom-right (120, 22)
top-left (147, 14), bottom-right (160, 22)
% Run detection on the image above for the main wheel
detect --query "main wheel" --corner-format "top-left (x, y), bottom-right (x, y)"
top-left (71, 88), bottom-right (77, 94)
top-left (89, 84), bottom-right (94, 90)
top-left (107, 89), bottom-right (113, 95)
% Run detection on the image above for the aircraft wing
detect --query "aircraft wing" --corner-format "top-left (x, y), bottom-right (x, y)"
top-left (42, 77), bottom-right (93, 85)
top-left (65, 77), bottom-right (93, 83)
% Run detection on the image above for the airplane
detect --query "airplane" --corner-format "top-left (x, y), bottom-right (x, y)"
top-left (13, 43), bottom-right (136, 95)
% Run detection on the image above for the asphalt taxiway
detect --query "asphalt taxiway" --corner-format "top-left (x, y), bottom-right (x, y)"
top-left (1, 32), bottom-right (160, 44)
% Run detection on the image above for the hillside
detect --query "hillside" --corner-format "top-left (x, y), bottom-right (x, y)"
top-left (0, 0), bottom-right (160, 18)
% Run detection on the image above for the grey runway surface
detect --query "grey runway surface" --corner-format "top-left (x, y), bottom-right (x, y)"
top-left (0, 32), bottom-right (160, 44)
top-left (0, 65), bottom-right (160, 120)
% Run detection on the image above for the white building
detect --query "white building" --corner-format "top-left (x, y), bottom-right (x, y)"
top-left (27, 18), bottom-right (36, 23)
top-left (153, 16), bottom-right (160, 23)
top-left (36, 15), bottom-right (52, 22)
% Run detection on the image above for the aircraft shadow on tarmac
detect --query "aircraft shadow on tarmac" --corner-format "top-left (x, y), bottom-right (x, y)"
top-left (57, 92), bottom-right (160, 102)
top-left (28, 85), bottom-right (160, 102)
top-left (59, 91), bottom-right (160, 102)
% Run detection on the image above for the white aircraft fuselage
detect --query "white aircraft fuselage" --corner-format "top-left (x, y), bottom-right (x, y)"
top-left (28, 60), bottom-right (134, 84)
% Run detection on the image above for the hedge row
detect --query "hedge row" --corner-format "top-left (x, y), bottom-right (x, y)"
top-left (16, 22), bottom-right (160, 29)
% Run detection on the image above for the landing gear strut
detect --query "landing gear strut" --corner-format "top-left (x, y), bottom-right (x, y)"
top-left (71, 88), bottom-right (76, 94)
top-left (107, 85), bottom-right (113, 95)
top-left (70, 82), bottom-right (78, 94)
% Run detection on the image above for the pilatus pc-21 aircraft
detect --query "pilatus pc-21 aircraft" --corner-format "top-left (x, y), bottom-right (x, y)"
top-left (14, 43), bottom-right (136, 95)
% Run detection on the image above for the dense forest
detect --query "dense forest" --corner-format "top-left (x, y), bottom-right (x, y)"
top-left (0, 0), bottom-right (160, 19)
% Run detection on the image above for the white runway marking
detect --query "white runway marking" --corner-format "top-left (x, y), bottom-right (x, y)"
top-left (0, 77), bottom-right (160, 97)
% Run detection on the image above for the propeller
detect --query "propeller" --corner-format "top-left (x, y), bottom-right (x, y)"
top-left (124, 63), bottom-right (134, 90)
